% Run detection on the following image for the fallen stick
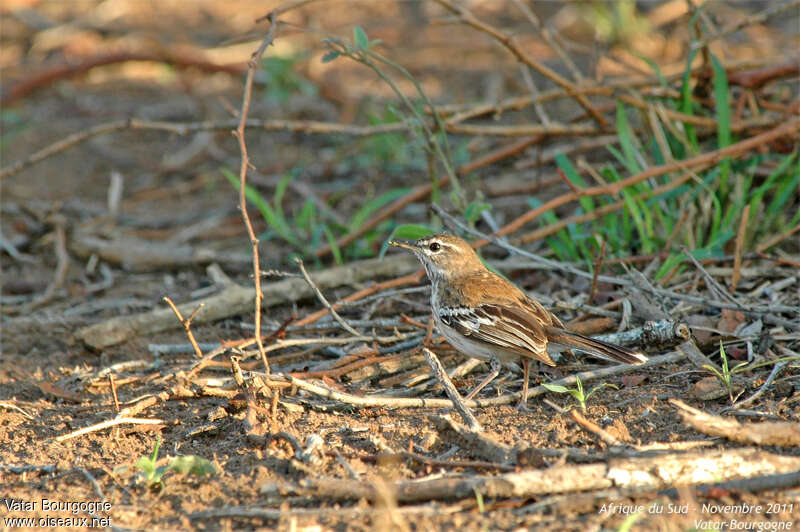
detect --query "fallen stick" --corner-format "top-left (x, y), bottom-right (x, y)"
top-left (569, 409), bottom-right (624, 447)
top-left (670, 399), bottom-right (800, 447)
top-left (73, 254), bottom-right (418, 349)
top-left (54, 417), bottom-right (163, 443)
top-left (302, 448), bottom-right (800, 502)
top-left (422, 348), bottom-right (482, 431)
top-left (280, 349), bottom-right (686, 409)
top-left (430, 414), bottom-right (714, 466)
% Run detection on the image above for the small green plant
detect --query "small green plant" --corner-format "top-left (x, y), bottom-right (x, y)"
top-left (533, 69), bottom-right (798, 273)
top-left (260, 54), bottom-right (317, 103)
top-left (543, 376), bottom-right (618, 412)
top-left (135, 437), bottom-right (217, 490)
top-left (323, 26), bottom-right (464, 210)
top-left (702, 341), bottom-right (749, 404)
top-left (352, 106), bottom-right (426, 172)
top-left (224, 168), bottom-right (421, 262)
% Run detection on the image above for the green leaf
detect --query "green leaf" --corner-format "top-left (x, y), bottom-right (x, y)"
top-left (542, 383), bottom-right (570, 394)
top-left (321, 50), bottom-right (340, 63)
top-left (634, 52), bottom-right (667, 88)
top-left (379, 224), bottom-right (434, 257)
top-left (135, 456), bottom-right (155, 478)
top-left (349, 188), bottom-right (411, 232)
top-left (221, 167), bottom-right (300, 247)
top-left (353, 26), bottom-right (369, 49)
top-left (615, 102), bottom-right (643, 174)
top-left (556, 154), bottom-right (594, 212)
top-left (296, 199), bottom-right (316, 232)
top-left (711, 53), bottom-right (731, 150)
top-left (169, 455), bottom-right (217, 476)
top-left (150, 437), bottom-right (162, 462)
top-left (463, 200), bottom-right (491, 226)
top-left (679, 47), bottom-right (699, 152)
top-left (585, 382), bottom-right (618, 400)
top-left (274, 173), bottom-right (292, 218)
top-left (621, 188), bottom-right (651, 253)
top-left (711, 52), bottom-right (732, 193)
top-left (764, 159), bottom-right (800, 221)
top-left (655, 252), bottom-right (686, 280)
top-left (322, 225), bottom-right (343, 264)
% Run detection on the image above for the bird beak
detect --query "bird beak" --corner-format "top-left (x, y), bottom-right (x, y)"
top-left (388, 239), bottom-right (416, 251)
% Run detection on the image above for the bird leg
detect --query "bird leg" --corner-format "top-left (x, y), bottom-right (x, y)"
top-left (516, 358), bottom-right (533, 412)
top-left (464, 356), bottom-right (501, 401)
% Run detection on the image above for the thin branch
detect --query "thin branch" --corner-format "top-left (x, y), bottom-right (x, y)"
top-left (691, 0), bottom-right (800, 51)
top-left (0, 118), bottom-right (407, 180)
top-left (278, 350), bottom-right (686, 410)
top-left (569, 409), bottom-right (624, 447)
top-left (16, 222), bottom-right (68, 313)
top-left (55, 417), bottom-right (163, 443)
top-left (234, 15), bottom-right (279, 374)
top-left (434, 0), bottom-right (608, 127)
top-left (294, 257), bottom-right (360, 337)
top-left (163, 297), bottom-right (206, 358)
top-left (423, 348), bottom-right (482, 431)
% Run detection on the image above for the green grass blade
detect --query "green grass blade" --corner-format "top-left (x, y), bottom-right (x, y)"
top-left (615, 102), bottom-right (643, 174)
top-left (221, 168), bottom-right (298, 247)
top-left (556, 154), bottom-right (594, 212)
top-left (711, 52), bottom-right (732, 194)
top-left (621, 188), bottom-right (652, 254)
top-left (274, 172), bottom-right (292, 219)
top-left (680, 47), bottom-right (699, 152)
top-left (764, 155), bottom-right (800, 221)
top-left (322, 225), bottom-right (343, 264)
top-left (349, 187), bottom-right (411, 232)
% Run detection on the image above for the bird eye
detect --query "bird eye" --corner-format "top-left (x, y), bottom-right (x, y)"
top-left (429, 242), bottom-right (440, 252)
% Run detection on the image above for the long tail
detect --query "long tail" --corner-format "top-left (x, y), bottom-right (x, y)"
top-left (546, 327), bottom-right (647, 365)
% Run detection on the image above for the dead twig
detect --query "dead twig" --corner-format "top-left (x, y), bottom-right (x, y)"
top-left (163, 297), bottom-right (206, 358)
top-left (670, 399), bottom-right (800, 447)
top-left (588, 240), bottom-right (607, 305)
top-left (294, 267), bottom-right (424, 327)
top-left (303, 448), bottom-right (800, 502)
top-left (721, 360), bottom-right (789, 412)
top-left (422, 348), bottom-right (481, 431)
top-left (434, 0), bottom-right (607, 128)
top-left (55, 417), bottom-right (164, 443)
top-left (233, 15), bottom-right (281, 374)
top-left (691, 0), bottom-right (800, 51)
top-left (294, 257), bottom-right (360, 336)
top-left (15, 222), bottom-right (68, 313)
top-left (279, 350), bottom-right (685, 410)
top-left (569, 409), bottom-right (624, 448)
top-left (2, 50), bottom-right (247, 106)
top-left (0, 118), bottom-right (408, 181)
top-left (458, 136), bottom-right (544, 176)
top-left (74, 254), bottom-right (418, 349)
top-left (756, 221), bottom-right (800, 253)
top-left (731, 204), bottom-right (751, 292)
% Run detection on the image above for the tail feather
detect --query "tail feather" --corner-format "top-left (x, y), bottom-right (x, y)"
top-left (546, 327), bottom-right (647, 365)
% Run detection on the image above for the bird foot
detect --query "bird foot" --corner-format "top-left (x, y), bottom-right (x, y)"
top-left (515, 400), bottom-right (534, 413)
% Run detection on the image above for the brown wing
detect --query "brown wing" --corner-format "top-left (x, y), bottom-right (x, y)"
top-left (439, 303), bottom-right (556, 366)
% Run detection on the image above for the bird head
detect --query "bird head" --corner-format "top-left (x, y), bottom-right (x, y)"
top-left (389, 233), bottom-right (483, 281)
